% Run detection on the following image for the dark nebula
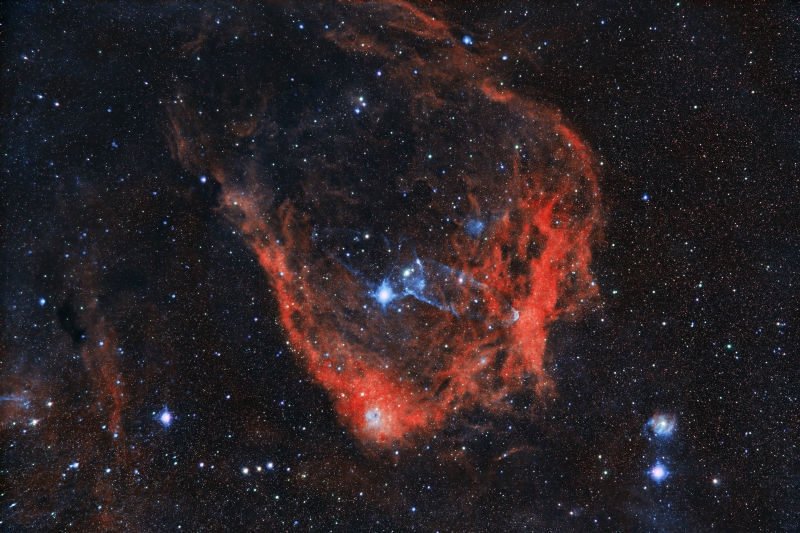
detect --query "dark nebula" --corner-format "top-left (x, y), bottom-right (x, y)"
top-left (2, 2), bottom-right (798, 532)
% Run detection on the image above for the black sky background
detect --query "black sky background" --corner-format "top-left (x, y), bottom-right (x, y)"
top-left (2, 2), bottom-right (798, 532)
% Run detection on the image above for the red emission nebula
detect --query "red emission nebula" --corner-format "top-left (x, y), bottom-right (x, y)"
top-left (168, 1), bottom-right (602, 447)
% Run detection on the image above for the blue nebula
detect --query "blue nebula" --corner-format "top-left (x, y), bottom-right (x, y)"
top-left (464, 219), bottom-right (485, 239)
top-left (647, 413), bottom-right (676, 438)
top-left (364, 408), bottom-right (382, 430)
top-left (400, 257), bottom-right (519, 327)
top-left (315, 227), bottom-right (518, 327)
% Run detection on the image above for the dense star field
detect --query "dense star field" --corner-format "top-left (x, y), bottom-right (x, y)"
top-left (2, 2), bottom-right (798, 532)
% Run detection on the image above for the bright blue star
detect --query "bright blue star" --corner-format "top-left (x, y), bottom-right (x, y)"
top-left (650, 461), bottom-right (668, 483)
top-left (462, 35), bottom-right (473, 45)
top-left (156, 407), bottom-right (173, 427)
top-left (371, 281), bottom-right (398, 307)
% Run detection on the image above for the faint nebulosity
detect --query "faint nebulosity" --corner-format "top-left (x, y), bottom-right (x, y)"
top-left (2, 2), bottom-right (798, 532)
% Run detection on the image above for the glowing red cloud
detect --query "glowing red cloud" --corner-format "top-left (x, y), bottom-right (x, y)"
top-left (168, 1), bottom-right (602, 447)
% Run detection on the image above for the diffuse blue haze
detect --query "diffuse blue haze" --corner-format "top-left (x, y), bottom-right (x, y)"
top-left (314, 228), bottom-right (519, 327)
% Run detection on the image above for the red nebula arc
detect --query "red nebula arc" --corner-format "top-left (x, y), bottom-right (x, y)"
top-left (168, 1), bottom-right (601, 447)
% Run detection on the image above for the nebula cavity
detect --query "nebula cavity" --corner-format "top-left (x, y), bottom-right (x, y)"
top-left (166, 1), bottom-right (602, 446)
